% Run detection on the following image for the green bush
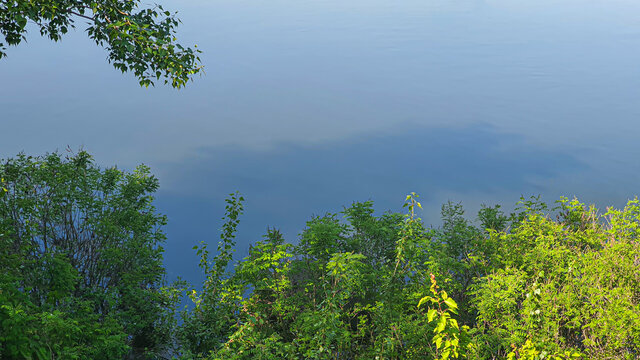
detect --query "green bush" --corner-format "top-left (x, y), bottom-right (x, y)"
top-left (178, 194), bottom-right (640, 360)
top-left (0, 152), bottom-right (179, 359)
top-left (4, 152), bottom-right (640, 360)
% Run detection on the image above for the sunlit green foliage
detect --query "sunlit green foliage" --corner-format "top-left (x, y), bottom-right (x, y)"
top-left (175, 193), bottom-right (469, 359)
top-left (3, 152), bottom-right (640, 359)
top-left (0, 0), bottom-right (201, 87)
top-left (177, 193), bottom-right (640, 360)
top-left (177, 192), bottom-right (246, 357)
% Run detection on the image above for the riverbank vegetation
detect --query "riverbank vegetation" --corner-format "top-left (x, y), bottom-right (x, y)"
top-left (1, 152), bottom-right (639, 359)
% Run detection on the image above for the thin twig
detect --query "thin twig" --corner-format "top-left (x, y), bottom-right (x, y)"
top-left (68, 10), bottom-right (96, 22)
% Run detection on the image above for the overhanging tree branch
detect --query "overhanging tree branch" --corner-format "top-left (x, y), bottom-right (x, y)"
top-left (0, 0), bottom-right (201, 88)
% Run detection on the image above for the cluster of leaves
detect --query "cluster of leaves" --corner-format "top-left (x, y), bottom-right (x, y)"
top-left (3, 151), bottom-right (640, 360)
top-left (174, 193), bottom-right (467, 359)
top-left (0, 152), bottom-right (181, 359)
top-left (0, 0), bottom-right (201, 87)
top-left (176, 193), bottom-right (640, 360)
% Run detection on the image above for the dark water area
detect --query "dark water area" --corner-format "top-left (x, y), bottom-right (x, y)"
top-left (2, 0), bottom-right (640, 285)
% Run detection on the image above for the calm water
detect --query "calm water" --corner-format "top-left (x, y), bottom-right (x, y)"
top-left (1, 0), bottom-right (640, 282)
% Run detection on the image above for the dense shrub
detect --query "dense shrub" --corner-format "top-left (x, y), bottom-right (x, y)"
top-left (178, 194), bottom-right (640, 360)
top-left (0, 152), bottom-right (179, 359)
top-left (3, 152), bottom-right (639, 360)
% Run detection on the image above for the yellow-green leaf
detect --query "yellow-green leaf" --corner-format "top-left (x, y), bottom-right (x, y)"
top-left (427, 308), bottom-right (437, 322)
top-left (444, 297), bottom-right (457, 310)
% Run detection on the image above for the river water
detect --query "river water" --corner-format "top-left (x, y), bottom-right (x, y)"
top-left (1, 0), bottom-right (639, 281)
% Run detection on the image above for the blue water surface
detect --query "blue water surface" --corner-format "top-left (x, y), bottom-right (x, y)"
top-left (1, 0), bottom-right (639, 283)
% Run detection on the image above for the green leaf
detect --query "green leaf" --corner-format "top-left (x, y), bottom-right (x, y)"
top-left (427, 309), bottom-right (437, 322)
top-left (435, 336), bottom-right (443, 349)
top-left (418, 296), bottom-right (429, 308)
top-left (443, 297), bottom-right (458, 311)
top-left (436, 315), bottom-right (447, 332)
